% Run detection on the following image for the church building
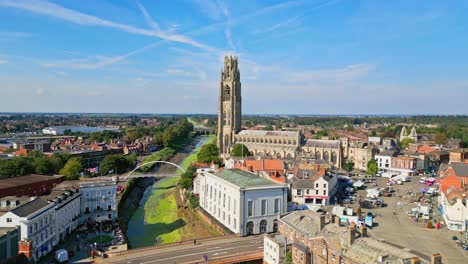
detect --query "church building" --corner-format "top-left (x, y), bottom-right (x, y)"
top-left (217, 56), bottom-right (301, 158)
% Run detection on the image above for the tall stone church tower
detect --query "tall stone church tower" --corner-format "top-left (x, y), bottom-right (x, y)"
top-left (217, 56), bottom-right (242, 154)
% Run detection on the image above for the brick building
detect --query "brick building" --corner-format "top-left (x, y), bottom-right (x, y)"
top-left (449, 149), bottom-right (467, 163)
top-left (0, 175), bottom-right (63, 198)
top-left (390, 156), bottom-right (418, 176)
top-left (272, 210), bottom-right (429, 264)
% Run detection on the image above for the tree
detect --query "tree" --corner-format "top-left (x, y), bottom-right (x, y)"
top-left (434, 132), bottom-right (447, 145)
top-left (275, 123), bottom-right (282, 130)
top-left (371, 130), bottom-right (377, 136)
top-left (180, 166), bottom-right (196, 189)
top-left (59, 157), bottom-right (83, 180)
top-left (99, 154), bottom-right (135, 175)
top-left (342, 161), bottom-right (354, 172)
top-left (33, 156), bottom-right (54, 175)
top-left (49, 155), bottom-right (64, 174)
top-left (367, 159), bottom-right (378, 175)
top-left (230, 144), bottom-right (250, 157)
top-left (0, 157), bottom-right (34, 178)
top-left (398, 138), bottom-right (415, 149)
top-left (264, 124), bottom-right (274, 131)
top-left (197, 144), bottom-right (219, 164)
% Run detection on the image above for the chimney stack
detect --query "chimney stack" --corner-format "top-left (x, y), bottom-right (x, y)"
top-left (410, 257), bottom-right (421, 264)
top-left (319, 214), bottom-right (326, 230)
top-left (329, 213), bottom-right (335, 223)
top-left (335, 215), bottom-right (341, 226)
top-left (348, 223), bottom-right (356, 245)
top-left (430, 253), bottom-right (442, 264)
top-left (18, 240), bottom-right (33, 259)
top-left (361, 225), bottom-right (368, 237)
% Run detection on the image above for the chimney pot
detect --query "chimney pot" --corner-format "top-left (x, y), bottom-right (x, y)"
top-left (430, 253), bottom-right (442, 264)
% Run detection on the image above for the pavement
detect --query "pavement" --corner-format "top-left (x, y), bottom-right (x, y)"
top-left (102, 235), bottom-right (264, 264)
top-left (350, 175), bottom-right (468, 263)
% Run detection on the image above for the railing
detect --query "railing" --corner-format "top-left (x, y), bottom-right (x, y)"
top-left (181, 251), bottom-right (263, 264)
top-left (107, 234), bottom-right (240, 257)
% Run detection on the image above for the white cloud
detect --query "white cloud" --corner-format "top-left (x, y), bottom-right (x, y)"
top-left (40, 42), bottom-right (160, 69)
top-left (254, 16), bottom-right (301, 34)
top-left (36, 88), bottom-right (46, 95)
top-left (0, 31), bottom-right (33, 41)
top-left (192, 0), bottom-right (235, 50)
top-left (0, 0), bottom-right (214, 52)
top-left (0, 59), bottom-right (8, 64)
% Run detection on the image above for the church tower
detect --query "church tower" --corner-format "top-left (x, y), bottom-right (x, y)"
top-left (217, 56), bottom-right (242, 154)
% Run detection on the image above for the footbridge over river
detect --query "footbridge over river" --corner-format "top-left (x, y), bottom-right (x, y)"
top-left (119, 160), bottom-right (187, 181)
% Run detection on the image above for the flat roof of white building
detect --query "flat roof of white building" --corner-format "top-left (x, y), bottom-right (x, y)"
top-left (210, 169), bottom-right (285, 189)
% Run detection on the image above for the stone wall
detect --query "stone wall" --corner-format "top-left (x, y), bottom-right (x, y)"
top-left (195, 208), bottom-right (232, 236)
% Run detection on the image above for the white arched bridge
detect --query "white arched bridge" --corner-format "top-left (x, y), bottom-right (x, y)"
top-left (118, 161), bottom-right (186, 181)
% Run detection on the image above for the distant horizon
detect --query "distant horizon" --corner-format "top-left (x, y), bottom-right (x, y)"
top-left (1, 111), bottom-right (467, 117)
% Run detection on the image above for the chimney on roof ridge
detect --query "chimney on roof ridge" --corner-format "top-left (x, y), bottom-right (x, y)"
top-left (430, 253), bottom-right (442, 264)
top-left (348, 223), bottom-right (356, 245)
top-left (410, 257), bottom-right (421, 264)
top-left (318, 214), bottom-right (326, 230)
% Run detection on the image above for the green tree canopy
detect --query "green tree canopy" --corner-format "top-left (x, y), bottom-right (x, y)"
top-left (367, 159), bottom-right (378, 175)
top-left (230, 144), bottom-right (250, 157)
top-left (398, 138), bottom-right (415, 149)
top-left (180, 166), bottom-right (196, 189)
top-left (342, 161), bottom-right (354, 172)
top-left (0, 157), bottom-right (34, 179)
top-left (264, 124), bottom-right (274, 131)
top-left (59, 157), bottom-right (84, 180)
top-left (99, 154), bottom-right (136, 175)
top-left (197, 143), bottom-right (219, 164)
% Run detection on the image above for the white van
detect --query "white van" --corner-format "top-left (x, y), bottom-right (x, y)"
top-left (55, 249), bottom-right (69, 263)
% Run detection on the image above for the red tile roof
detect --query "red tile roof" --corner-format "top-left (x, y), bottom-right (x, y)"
top-left (244, 159), bottom-right (284, 171)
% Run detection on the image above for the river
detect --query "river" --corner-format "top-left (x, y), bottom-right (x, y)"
top-left (126, 135), bottom-right (214, 248)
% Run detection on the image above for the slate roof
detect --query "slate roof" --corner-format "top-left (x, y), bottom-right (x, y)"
top-left (293, 175), bottom-right (333, 189)
top-left (0, 175), bottom-right (63, 190)
top-left (452, 163), bottom-right (468, 177)
top-left (304, 139), bottom-right (340, 149)
top-left (10, 198), bottom-right (51, 217)
top-left (238, 130), bottom-right (298, 138)
top-left (293, 179), bottom-right (316, 189)
top-left (213, 169), bottom-right (283, 188)
top-left (280, 210), bottom-right (322, 237)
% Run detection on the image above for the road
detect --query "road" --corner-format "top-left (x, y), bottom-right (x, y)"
top-left (105, 235), bottom-right (264, 264)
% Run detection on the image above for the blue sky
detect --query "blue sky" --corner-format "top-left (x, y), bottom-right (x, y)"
top-left (0, 0), bottom-right (467, 115)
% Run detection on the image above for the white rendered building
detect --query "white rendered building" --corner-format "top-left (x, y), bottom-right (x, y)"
top-left (80, 180), bottom-right (117, 223)
top-left (438, 186), bottom-right (468, 231)
top-left (0, 197), bottom-right (56, 262)
top-left (375, 153), bottom-right (392, 172)
top-left (197, 169), bottom-right (287, 236)
top-left (263, 234), bottom-right (286, 264)
top-left (43, 189), bottom-right (81, 241)
top-left (291, 174), bottom-right (338, 206)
